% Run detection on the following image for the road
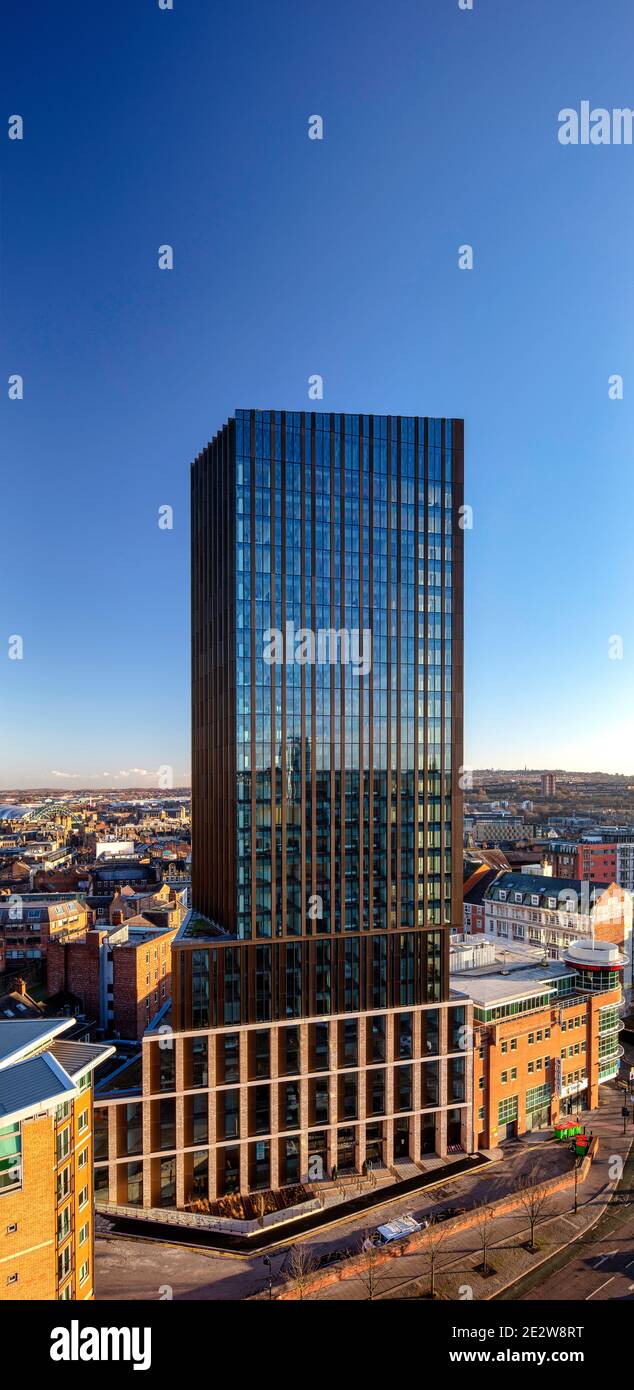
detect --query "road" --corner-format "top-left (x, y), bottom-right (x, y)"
top-left (96, 1140), bottom-right (571, 1301)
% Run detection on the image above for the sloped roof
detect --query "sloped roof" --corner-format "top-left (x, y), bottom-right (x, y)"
top-left (0, 1051), bottom-right (75, 1117)
top-left (47, 1039), bottom-right (114, 1079)
top-left (0, 1018), bottom-right (71, 1068)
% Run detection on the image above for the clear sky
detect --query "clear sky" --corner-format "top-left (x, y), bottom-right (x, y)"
top-left (2, 0), bottom-right (634, 788)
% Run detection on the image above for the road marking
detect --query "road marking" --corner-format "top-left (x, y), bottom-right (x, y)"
top-left (626, 1259), bottom-right (634, 1271)
top-left (586, 1276), bottom-right (615, 1300)
top-left (593, 1249), bottom-right (617, 1267)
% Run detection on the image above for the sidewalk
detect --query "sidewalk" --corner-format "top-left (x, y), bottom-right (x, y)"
top-left (306, 1084), bottom-right (632, 1301)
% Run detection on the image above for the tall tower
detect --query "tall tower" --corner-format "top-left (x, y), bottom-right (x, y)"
top-left (175, 410), bottom-right (471, 1198)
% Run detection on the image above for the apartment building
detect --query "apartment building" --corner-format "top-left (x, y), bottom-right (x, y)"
top-left (0, 897), bottom-right (89, 973)
top-left (617, 843), bottom-right (634, 892)
top-left (0, 1018), bottom-right (113, 1300)
top-left (576, 842), bottom-right (618, 883)
top-left (483, 873), bottom-right (632, 996)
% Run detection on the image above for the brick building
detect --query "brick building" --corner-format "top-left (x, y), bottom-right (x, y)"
top-left (455, 938), bottom-right (624, 1148)
top-left (0, 1018), bottom-right (113, 1300)
top-left (576, 842), bottom-right (618, 883)
top-left (47, 920), bottom-right (178, 1041)
top-left (0, 897), bottom-right (89, 974)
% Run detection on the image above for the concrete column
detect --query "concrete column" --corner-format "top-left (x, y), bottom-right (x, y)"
top-left (384, 1012), bottom-right (395, 1167)
top-left (299, 1021), bottom-right (310, 1180)
top-left (410, 1009), bottom-right (422, 1161)
top-left (328, 1022), bottom-right (339, 1169)
top-left (239, 1029), bottom-right (249, 1191)
top-left (356, 1015), bottom-right (367, 1169)
top-left (269, 1026), bottom-right (280, 1190)
top-left (175, 1035), bottom-right (186, 1208)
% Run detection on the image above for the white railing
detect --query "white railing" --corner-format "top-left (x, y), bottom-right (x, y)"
top-left (97, 1195), bottom-right (321, 1236)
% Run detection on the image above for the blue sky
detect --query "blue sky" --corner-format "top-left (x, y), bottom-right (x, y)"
top-left (2, 0), bottom-right (634, 787)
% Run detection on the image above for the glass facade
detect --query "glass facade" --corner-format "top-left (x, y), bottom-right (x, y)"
top-left (188, 410), bottom-right (464, 1027)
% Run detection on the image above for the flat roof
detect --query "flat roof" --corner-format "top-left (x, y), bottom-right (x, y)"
top-left (451, 962), bottom-right (571, 1008)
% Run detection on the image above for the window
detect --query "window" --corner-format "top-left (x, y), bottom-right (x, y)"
top-left (79, 1260), bottom-right (90, 1286)
top-left (56, 1128), bottom-right (70, 1163)
top-left (528, 1033), bottom-right (534, 1045)
top-left (528, 1061), bottom-right (534, 1074)
top-left (79, 1223), bottom-right (89, 1246)
top-left (221, 1090), bottom-right (240, 1140)
top-left (510, 1068), bottom-right (517, 1080)
top-left (526, 1083), bottom-right (550, 1111)
top-left (78, 1185), bottom-right (89, 1210)
top-left (510, 1038), bottom-right (517, 1051)
top-left (56, 1167), bottom-right (70, 1202)
top-left (6, 1223), bottom-right (17, 1235)
top-left (544, 1027), bottom-right (551, 1039)
top-left (221, 1034), bottom-right (240, 1085)
top-left (536, 1030), bottom-right (542, 1042)
top-left (498, 1095), bottom-right (518, 1124)
top-left (78, 1109), bottom-right (88, 1133)
top-left (57, 1207), bottom-right (70, 1243)
top-left (6, 1273), bottom-right (17, 1286)
top-left (501, 1070), bottom-right (508, 1084)
top-left (77, 1148), bottom-right (88, 1170)
top-left (501, 1041), bottom-right (508, 1054)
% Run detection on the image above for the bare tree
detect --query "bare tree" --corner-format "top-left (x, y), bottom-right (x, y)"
top-left (420, 1220), bottom-right (447, 1300)
top-left (284, 1243), bottom-right (318, 1300)
top-left (515, 1177), bottom-right (552, 1252)
top-left (474, 1201), bottom-right (496, 1275)
top-left (356, 1234), bottom-right (386, 1300)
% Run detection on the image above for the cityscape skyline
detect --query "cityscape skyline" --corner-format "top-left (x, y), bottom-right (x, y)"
top-left (2, 0), bottom-right (634, 1331)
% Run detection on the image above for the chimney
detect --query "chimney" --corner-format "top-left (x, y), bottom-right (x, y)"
top-left (17, 977), bottom-right (26, 996)
top-left (111, 909), bottom-right (124, 926)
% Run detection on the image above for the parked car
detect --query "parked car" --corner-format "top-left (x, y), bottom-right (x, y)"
top-left (434, 1204), bottom-right (467, 1223)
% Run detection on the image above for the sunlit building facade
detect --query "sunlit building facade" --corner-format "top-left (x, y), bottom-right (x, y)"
top-left (94, 410), bottom-right (472, 1209)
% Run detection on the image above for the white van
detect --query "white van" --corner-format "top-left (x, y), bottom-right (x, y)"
top-left (371, 1212), bottom-right (427, 1246)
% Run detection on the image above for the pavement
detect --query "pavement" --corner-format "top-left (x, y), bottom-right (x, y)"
top-left (96, 1048), bottom-right (634, 1303)
top-left (96, 1132), bottom-right (572, 1301)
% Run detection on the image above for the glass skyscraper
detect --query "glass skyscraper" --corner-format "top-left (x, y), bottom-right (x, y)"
top-left (93, 411), bottom-right (472, 1209)
top-left (170, 410), bottom-right (472, 1194)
